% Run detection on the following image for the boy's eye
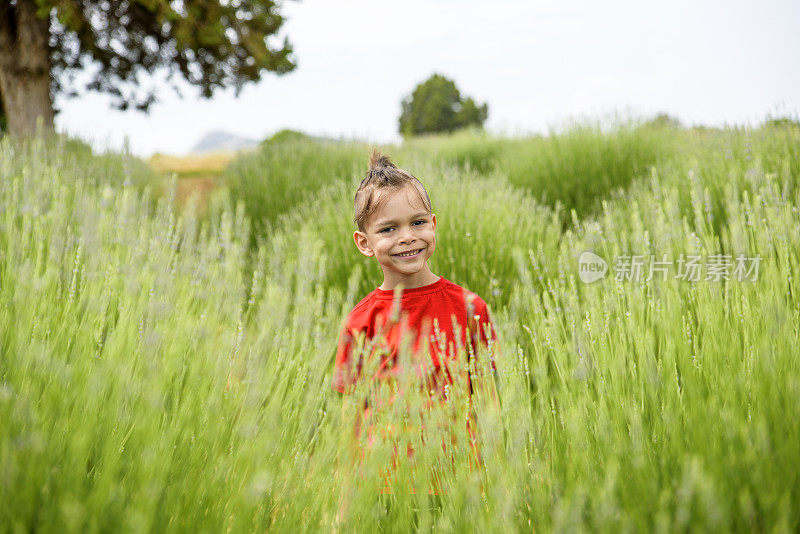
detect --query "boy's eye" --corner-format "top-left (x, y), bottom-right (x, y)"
top-left (378, 220), bottom-right (427, 233)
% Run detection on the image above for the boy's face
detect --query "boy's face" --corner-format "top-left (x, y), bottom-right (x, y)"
top-left (354, 185), bottom-right (437, 282)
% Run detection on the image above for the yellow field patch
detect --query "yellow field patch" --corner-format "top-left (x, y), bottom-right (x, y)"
top-left (148, 150), bottom-right (242, 175)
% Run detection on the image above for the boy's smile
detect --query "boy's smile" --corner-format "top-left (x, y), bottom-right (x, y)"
top-left (354, 185), bottom-right (439, 291)
top-left (393, 248), bottom-right (424, 259)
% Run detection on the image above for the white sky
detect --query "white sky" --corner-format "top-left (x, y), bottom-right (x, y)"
top-left (54, 0), bottom-right (800, 158)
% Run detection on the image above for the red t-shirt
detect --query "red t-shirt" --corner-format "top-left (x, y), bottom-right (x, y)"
top-left (332, 276), bottom-right (498, 395)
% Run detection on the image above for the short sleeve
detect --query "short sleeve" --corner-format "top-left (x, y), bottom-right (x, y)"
top-left (332, 326), bottom-right (356, 393)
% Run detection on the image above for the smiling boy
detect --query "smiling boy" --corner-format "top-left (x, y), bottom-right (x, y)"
top-left (332, 150), bottom-right (499, 435)
top-left (332, 150), bottom-right (500, 494)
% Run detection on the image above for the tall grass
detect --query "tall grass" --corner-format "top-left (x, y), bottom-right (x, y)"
top-left (261, 164), bottom-right (562, 311)
top-left (393, 121), bottom-right (679, 217)
top-left (394, 127), bottom-right (504, 174)
top-left (224, 138), bottom-right (369, 246)
top-left (1, 125), bottom-right (799, 531)
top-left (497, 121), bottom-right (679, 216)
top-left (221, 120), bottom-right (680, 246)
top-left (0, 134), bottom-right (161, 198)
top-left (509, 161), bottom-right (800, 530)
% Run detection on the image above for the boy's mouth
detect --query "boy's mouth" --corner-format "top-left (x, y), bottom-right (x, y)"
top-left (392, 247), bottom-right (424, 258)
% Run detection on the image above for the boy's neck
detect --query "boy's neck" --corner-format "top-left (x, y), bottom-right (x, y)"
top-left (378, 268), bottom-right (440, 292)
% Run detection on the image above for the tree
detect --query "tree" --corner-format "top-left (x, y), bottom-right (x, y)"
top-left (398, 73), bottom-right (488, 137)
top-left (763, 116), bottom-right (800, 130)
top-left (643, 112), bottom-right (682, 130)
top-left (0, 0), bottom-right (296, 138)
top-left (0, 88), bottom-right (6, 133)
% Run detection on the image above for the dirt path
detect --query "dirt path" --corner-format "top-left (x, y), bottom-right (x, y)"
top-left (149, 151), bottom-right (233, 215)
top-left (175, 175), bottom-right (217, 214)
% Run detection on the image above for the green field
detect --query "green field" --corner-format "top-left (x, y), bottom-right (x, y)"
top-left (1, 120), bottom-right (799, 532)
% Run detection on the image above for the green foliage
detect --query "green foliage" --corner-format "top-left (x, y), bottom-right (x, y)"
top-left (224, 120), bottom-right (687, 255)
top-left (3, 125), bottom-right (800, 531)
top-left (0, 134), bottom-right (161, 197)
top-left (33, 0), bottom-right (296, 110)
top-left (399, 74), bottom-right (488, 137)
top-left (393, 121), bottom-right (678, 218)
top-left (264, 128), bottom-right (312, 146)
top-left (498, 121), bottom-right (679, 216)
top-left (225, 119), bottom-right (800, 257)
top-left (264, 164), bottom-right (562, 311)
top-left (225, 120), bottom-right (684, 244)
top-left (644, 112), bottom-right (683, 130)
top-left (224, 137), bottom-right (369, 247)
top-left (394, 127), bottom-right (503, 174)
top-left (763, 115), bottom-right (800, 131)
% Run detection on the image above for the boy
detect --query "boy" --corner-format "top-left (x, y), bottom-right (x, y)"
top-left (332, 149), bottom-right (500, 491)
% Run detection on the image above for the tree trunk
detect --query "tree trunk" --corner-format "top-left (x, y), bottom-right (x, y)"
top-left (0, 0), bottom-right (54, 137)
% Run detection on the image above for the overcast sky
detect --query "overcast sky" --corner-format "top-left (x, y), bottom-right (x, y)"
top-left (54, 0), bottom-right (800, 158)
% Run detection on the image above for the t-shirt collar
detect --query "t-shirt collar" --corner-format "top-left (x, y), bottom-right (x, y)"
top-left (373, 276), bottom-right (445, 299)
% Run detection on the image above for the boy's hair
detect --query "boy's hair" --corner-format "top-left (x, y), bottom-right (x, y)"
top-left (353, 149), bottom-right (432, 232)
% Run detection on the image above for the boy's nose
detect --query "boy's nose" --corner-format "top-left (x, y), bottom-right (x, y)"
top-left (398, 227), bottom-right (416, 243)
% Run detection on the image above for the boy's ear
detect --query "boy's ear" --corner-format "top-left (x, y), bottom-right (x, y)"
top-left (431, 213), bottom-right (437, 231)
top-left (353, 230), bottom-right (375, 257)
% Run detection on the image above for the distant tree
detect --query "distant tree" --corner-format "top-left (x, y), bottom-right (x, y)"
top-left (265, 128), bottom-right (310, 145)
top-left (763, 116), bottom-right (800, 130)
top-left (0, 0), bottom-right (296, 138)
top-left (399, 74), bottom-right (488, 137)
top-left (644, 113), bottom-right (682, 130)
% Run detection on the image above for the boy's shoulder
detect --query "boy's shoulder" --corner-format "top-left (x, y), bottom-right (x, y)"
top-left (440, 278), bottom-right (480, 297)
top-left (446, 279), bottom-right (489, 317)
top-left (348, 290), bottom-right (378, 316)
top-left (428, 277), bottom-right (490, 320)
top-left (341, 289), bottom-right (382, 330)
